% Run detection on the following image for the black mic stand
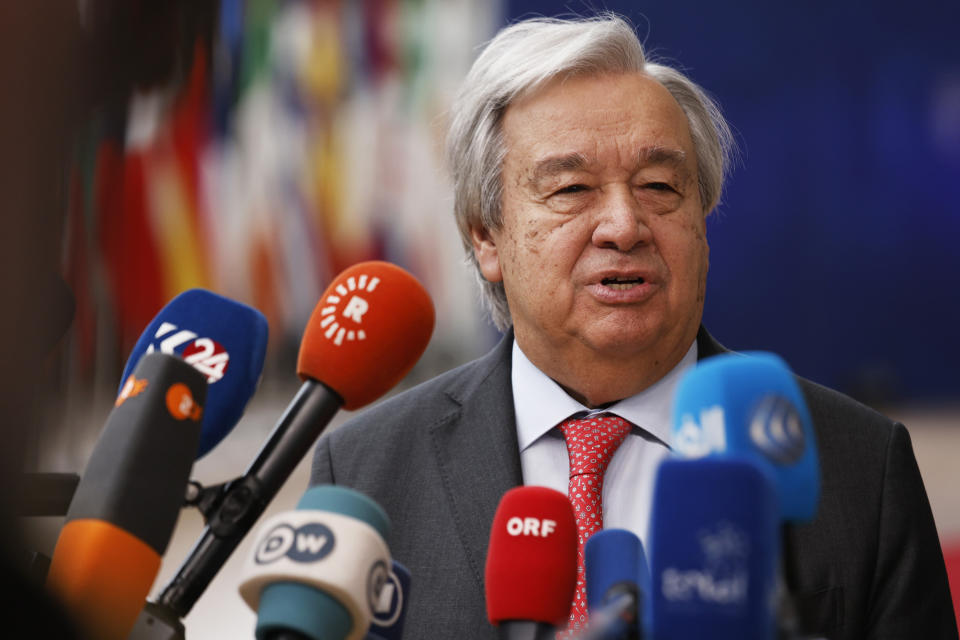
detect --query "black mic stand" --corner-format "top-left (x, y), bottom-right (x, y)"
top-left (129, 381), bottom-right (342, 639)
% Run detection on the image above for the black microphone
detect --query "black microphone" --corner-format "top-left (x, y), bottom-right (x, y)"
top-left (45, 352), bottom-right (207, 640)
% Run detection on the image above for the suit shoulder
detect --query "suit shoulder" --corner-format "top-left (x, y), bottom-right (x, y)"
top-left (795, 375), bottom-right (904, 477)
top-left (798, 376), bottom-right (898, 432)
top-left (329, 348), bottom-right (501, 443)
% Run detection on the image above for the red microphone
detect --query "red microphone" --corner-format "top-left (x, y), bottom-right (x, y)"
top-left (486, 486), bottom-right (578, 639)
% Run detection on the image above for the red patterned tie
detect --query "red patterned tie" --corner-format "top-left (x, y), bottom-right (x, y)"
top-left (557, 414), bottom-right (632, 637)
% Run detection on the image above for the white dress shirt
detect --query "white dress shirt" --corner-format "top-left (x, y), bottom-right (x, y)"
top-left (512, 338), bottom-right (698, 549)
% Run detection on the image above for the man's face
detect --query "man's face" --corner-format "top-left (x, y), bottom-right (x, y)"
top-left (473, 72), bottom-right (709, 378)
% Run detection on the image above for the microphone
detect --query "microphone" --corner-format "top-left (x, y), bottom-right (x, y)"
top-left (119, 288), bottom-right (268, 459)
top-left (45, 352), bottom-right (207, 640)
top-left (670, 351), bottom-right (819, 523)
top-left (581, 529), bottom-right (649, 640)
top-left (485, 486), bottom-right (578, 640)
top-left (152, 261), bottom-right (434, 621)
top-left (366, 560), bottom-right (411, 640)
top-left (237, 485), bottom-right (392, 640)
top-left (647, 457), bottom-right (780, 640)
top-left (669, 351), bottom-right (820, 636)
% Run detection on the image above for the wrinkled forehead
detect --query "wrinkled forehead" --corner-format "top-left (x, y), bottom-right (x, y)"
top-left (501, 72), bottom-right (697, 175)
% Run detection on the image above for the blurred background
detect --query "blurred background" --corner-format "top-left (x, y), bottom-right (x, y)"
top-left (3, 0), bottom-right (958, 637)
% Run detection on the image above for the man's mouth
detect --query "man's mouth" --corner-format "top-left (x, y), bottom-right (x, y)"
top-left (601, 276), bottom-right (645, 291)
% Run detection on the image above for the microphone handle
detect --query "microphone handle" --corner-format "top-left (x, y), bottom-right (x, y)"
top-left (498, 621), bottom-right (558, 640)
top-left (157, 380), bottom-right (342, 617)
top-left (574, 591), bottom-right (638, 640)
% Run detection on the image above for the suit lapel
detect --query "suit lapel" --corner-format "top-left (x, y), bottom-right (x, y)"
top-left (428, 332), bottom-right (522, 592)
top-left (427, 325), bottom-right (724, 592)
top-left (697, 325), bottom-right (729, 360)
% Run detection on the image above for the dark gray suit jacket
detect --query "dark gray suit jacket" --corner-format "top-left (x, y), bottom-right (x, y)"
top-left (310, 328), bottom-right (957, 639)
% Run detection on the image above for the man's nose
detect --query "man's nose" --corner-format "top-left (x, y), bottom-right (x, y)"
top-left (591, 185), bottom-right (652, 251)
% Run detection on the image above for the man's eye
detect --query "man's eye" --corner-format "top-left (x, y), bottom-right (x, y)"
top-left (644, 182), bottom-right (676, 192)
top-left (554, 184), bottom-right (588, 195)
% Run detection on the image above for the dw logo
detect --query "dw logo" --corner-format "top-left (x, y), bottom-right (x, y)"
top-left (370, 564), bottom-right (404, 627)
top-left (255, 522), bottom-right (336, 564)
top-left (317, 274), bottom-right (382, 346)
top-left (749, 395), bottom-right (805, 465)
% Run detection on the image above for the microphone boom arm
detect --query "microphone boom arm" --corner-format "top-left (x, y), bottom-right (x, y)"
top-left (153, 380), bottom-right (342, 620)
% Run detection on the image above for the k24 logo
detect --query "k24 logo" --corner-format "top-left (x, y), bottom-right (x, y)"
top-left (146, 322), bottom-right (230, 384)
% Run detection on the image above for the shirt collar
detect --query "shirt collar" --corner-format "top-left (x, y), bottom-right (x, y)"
top-left (512, 337), bottom-right (698, 452)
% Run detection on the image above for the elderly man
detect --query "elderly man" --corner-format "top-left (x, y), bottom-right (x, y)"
top-left (310, 14), bottom-right (956, 640)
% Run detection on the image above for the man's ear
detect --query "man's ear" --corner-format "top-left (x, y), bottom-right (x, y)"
top-left (470, 225), bottom-right (502, 283)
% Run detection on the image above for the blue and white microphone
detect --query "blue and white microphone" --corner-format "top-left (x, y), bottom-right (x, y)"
top-left (670, 351), bottom-right (819, 523)
top-left (120, 288), bottom-right (268, 459)
top-left (647, 457), bottom-right (780, 640)
top-left (238, 485), bottom-right (392, 640)
top-left (669, 351), bottom-right (820, 637)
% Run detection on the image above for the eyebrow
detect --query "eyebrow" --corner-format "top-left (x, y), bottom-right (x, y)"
top-left (530, 153), bottom-right (589, 187)
top-left (529, 146), bottom-right (692, 189)
top-left (639, 146), bottom-right (688, 171)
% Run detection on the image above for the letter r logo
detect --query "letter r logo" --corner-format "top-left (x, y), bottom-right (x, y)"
top-left (342, 296), bottom-right (369, 323)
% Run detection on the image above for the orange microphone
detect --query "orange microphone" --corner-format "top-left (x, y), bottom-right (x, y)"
top-left (297, 260), bottom-right (435, 409)
top-left (145, 261), bottom-right (435, 625)
top-left (46, 352), bottom-right (207, 640)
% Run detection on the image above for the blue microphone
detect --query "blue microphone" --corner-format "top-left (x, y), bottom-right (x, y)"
top-left (365, 560), bottom-right (410, 640)
top-left (119, 288), bottom-right (268, 458)
top-left (670, 351), bottom-right (819, 523)
top-left (647, 457), bottom-right (780, 640)
top-left (670, 351), bottom-right (822, 638)
top-left (238, 485), bottom-right (392, 640)
top-left (583, 529), bottom-right (649, 640)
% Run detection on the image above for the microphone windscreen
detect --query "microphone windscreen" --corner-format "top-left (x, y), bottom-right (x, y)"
top-left (120, 288), bottom-right (268, 458)
top-left (671, 351), bottom-right (820, 522)
top-left (297, 261), bottom-right (434, 410)
top-left (296, 484), bottom-right (391, 537)
top-left (366, 560), bottom-right (411, 640)
top-left (485, 486), bottom-right (577, 626)
top-left (647, 457), bottom-right (779, 640)
top-left (47, 352), bottom-right (207, 640)
top-left (585, 528), bottom-right (649, 613)
top-left (239, 485), bottom-right (392, 640)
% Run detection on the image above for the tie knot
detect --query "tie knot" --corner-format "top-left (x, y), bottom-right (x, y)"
top-left (559, 414), bottom-right (631, 477)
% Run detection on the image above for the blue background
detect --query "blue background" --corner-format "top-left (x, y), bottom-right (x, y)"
top-left (506, 0), bottom-right (960, 404)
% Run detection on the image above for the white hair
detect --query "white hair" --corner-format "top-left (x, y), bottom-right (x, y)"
top-left (445, 14), bottom-right (735, 330)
